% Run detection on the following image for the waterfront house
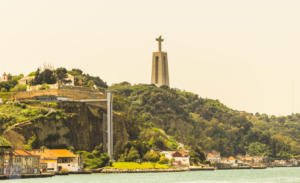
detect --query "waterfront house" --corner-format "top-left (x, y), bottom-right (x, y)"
top-left (30, 149), bottom-right (81, 172)
top-left (160, 151), bottom-right (190, 167)
top-left (227, 156), bottom-right (237, 164)
top-left (12, 150), bottom-right (40, 175)
top-left (274, 159), bottom-right (287, 167)
top-left (221, 156), bottom-right (238, 167)
top-left (206, 151), bottom-right (221, 164)
top-left (236, 154), bottom-right (267, 166)
top-left (290, 158), bottom-right (298, 166)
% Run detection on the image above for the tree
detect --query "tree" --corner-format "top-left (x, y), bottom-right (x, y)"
top-left (32, 69), bottom-right (56, 85)
top-left (41, 69), bottom-right (56, 84)
top-left (126, 147), bottom-right (140, 162)
top-left (143, 151), bottom-right (160, 162)
top-left (189, 146), bottom-right (206, 165)
top-left (158, 155), bottom-right (169, 164)
top-left (10, 84), bottom-right (27, 92)
top-left (55, 68), bottom-right (67, 84)
top-left (247, 142), bottom-right (271, 156)
top-left (68, 69), bottom-right (83, 76)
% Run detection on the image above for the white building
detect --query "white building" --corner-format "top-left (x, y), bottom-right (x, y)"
top-left (206, 151), bottom-right (221, 164)
top-left (160, 151), bottom-right (190, 167)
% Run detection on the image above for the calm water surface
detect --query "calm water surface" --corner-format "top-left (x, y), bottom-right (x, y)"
top-left (4, 168), bottom-right (300, 183)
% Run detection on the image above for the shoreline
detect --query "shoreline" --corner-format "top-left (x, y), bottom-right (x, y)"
top-left (0, 166), bottom-right (299, 180)
top-left (101, 167), bottom-right (189, 173)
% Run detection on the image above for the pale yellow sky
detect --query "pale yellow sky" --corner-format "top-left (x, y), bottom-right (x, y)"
top-left (1, 0), bottom-right (300, 115)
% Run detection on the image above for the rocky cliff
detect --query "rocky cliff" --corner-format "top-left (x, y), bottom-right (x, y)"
top-left (3, 101), bottom-right (128, 158)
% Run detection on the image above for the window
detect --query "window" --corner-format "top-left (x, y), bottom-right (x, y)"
top-left (155, 56), bottom-right (159, 83)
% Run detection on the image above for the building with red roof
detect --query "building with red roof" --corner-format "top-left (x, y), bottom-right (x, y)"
top-left (30, 149), bottom-right (81, 172)
top-left (160, 150), bottom-right (190, 167)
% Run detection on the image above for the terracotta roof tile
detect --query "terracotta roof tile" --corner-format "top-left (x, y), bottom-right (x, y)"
top-left (14, 150), bottom-right (38, 156)
top-left (30, 149), bottom-right (77, 160)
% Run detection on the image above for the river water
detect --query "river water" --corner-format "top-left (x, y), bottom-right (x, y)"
top-left (4, 168), bottom-right (300, 183)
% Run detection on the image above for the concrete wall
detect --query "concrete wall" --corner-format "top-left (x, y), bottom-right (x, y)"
top-left (9, 88), bottom-right (104, 101)
top-left (151, 52), bottom-right (169, 87)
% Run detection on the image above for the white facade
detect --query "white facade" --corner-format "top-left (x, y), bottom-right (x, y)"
top-left (160, 151), bottom-right (174, 160)
top-left (160, 151), bottom-right (190, 167)
top-left (173, 156), bottom-right (190, 166)
top-left (207, 154), bottom-right (221, 164)
top-left (57, 157), bottom-right (80, 172)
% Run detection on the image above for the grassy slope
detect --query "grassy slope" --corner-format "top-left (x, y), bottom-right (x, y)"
top-left (106, 162), bottom-right (169, 169)
top-left (0, 102), bottom-right (49, 128)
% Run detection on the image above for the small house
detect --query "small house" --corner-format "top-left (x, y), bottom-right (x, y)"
top-left (172, 151), bottom-right (190, 166)
top-left (160, 151), bottom-right (190, 167)
top-left (206, 151), bottom-right (221, 164)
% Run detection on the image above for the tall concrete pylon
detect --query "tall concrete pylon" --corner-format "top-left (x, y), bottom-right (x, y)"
top-left (72, 92), bottom-right (114, 160)
top-left (151, 36), bottom-right (170, 87)
top-left (106, 91), bottom-right (113, 160)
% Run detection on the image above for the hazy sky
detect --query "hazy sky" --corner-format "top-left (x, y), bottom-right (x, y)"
top-left (1, 0), bottom-right (300, 115)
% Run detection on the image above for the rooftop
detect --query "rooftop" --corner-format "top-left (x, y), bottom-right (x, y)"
top-left (14, 150), bottom-right (38, 157)
top-left (30, 149), bottom-right (77, 160)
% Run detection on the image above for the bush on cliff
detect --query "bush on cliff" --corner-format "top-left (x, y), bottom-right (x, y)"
top-left (77, 144), bottom-right (110, 169)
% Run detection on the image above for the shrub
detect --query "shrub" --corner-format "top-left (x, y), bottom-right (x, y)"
top-left (126, 147), bottom-right (140, 162)
top-left (39, 84), bottom-right (50, 90)
top-left (143, 151), bottom-right (160, 162)
top-left (0, 136), bottom-right (11, 146)
top-left (10, 84), bottom-right (27, 92)
top-left (158, 155), bottom-right (169, 164)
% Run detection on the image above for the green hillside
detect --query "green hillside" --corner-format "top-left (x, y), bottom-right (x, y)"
top-left (1, 69), bottom-right (300, 167)
top-left (110, 82), bottom-right (300, 159)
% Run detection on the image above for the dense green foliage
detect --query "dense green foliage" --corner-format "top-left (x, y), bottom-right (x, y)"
top-left (77, 144), bottom-right (110, 169)
top-left (0, 136), bottom-right (11, 146)
top-left (68, 68), bottom-right (108, 88)
top-left (0, 74), bottom-right (24, 92)
top-left (29, 67), bottom-right (107, 88)
top-left (110, 83), bottom-right (300, 159)
top-left (32, 69), bottom-right (57, 85)
top-left (0, 68), bottom-right (107, 93)
top-left (246, 142), bottom-right (271, 156)
top-left (0, 103), bottom-right (49, 130)
top-left (143, 151), bottom-right (160, 162)
top-left (2, 70), bottom-right (300, 168)
top-left (10, 84), bottom-right (27, 92)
